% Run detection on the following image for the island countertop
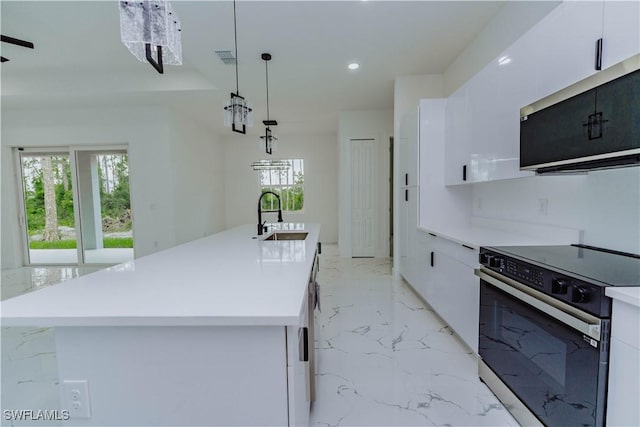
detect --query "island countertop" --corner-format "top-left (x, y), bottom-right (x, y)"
top-left (1, 223), bottom-right (320, 327)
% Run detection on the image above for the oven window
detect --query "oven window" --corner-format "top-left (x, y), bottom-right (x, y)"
top-left (479, 280), bottom-right (606, 426)
top-left (500, 310), bottom-right (568, 387)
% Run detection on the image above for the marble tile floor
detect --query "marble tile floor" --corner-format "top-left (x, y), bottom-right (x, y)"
top-left (310, 245), bottom-right (519, 427)
top-left (1, 246), bottom-right (519, 426)
top-left (2, 266), bottom-right (100, 427)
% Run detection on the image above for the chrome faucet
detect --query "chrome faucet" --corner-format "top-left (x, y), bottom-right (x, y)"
top-left (257, 191), bottom-right (283, 235)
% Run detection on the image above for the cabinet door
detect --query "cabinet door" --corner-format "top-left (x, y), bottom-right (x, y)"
top-left (533, 1), bottom-right (602, 99)
top-left (602, 1), bottom-right (640, 69)
top-left (399, 107), bottom-right (419, 186)
top-left (402, 187), bottom-right (419, 286)
top-left (428, 251), bottom-right (479, 353)
top-left (398, 188), bottom-right (409, 278)
top-left (444, 86), bottom-right (472, 185)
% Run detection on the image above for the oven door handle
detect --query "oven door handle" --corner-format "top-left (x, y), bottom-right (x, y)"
top-left (475, 268), bottom-right (602, 341)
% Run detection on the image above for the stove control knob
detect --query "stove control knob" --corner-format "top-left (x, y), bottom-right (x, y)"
top-left (479, 253), bottom-right (489, 264)
top-left (489, 257), bottom-right (502, 268)
top-left (571, 286), bottom-right (590, 303)
top-left (551, 279), bottom-right (568, 294)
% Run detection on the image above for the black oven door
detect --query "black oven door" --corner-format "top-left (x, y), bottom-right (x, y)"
top-left (479, 277), bottom-right (609, 426)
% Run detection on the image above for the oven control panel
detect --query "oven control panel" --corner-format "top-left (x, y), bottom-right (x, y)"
top-left (479, 248), bottom-right (611, 318)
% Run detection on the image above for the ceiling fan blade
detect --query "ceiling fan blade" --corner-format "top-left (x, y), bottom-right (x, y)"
top-left (1, 35), bottom-right (34, 49)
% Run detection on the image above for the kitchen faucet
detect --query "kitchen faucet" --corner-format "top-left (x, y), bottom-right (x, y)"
top-left (257, 191), bottom-right (283, 235)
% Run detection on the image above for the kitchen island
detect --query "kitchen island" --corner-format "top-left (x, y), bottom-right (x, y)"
top-left (1, 223), bottom-right (320, 426)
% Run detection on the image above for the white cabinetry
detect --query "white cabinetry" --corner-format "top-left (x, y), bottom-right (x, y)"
top-left (398, 107), bottom-right (420, 284)
top-left (531, 1), bottom-right (602, 99)
top-left (419, 234), bottom-right (479, 353)
top-left (444, 0), bottom-right (640, 185)
top-left (602, 1), bottom-right (640, 69)
top-left (606, 297), bottom-right (640, 426)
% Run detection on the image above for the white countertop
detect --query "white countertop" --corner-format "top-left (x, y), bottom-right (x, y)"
top-left (418, 217), bottom-right (582, 250)
top-left (1, 223), bottom-right (320, 327)
top-left (606, 287), bottom-right (640, 308)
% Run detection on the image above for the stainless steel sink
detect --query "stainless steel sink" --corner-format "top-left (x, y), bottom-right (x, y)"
top-left (263, 232), bottom-right (308, 241)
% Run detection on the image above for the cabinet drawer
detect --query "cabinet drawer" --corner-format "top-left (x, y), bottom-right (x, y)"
top-left (429, 234), bottom-right (478, 269)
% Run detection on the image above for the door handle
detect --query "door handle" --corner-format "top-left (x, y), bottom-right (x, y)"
top-left (405, 189), bottom-right (409, 202)
top-left (405, 173), bottom-right (409, 186)
top-left (462, 165), bottom-right (467, 181)
top-left (299, 327), bottom-right (309, 362)
top-left (430, 251), bottom-right (435, 267)
top-left (595, 38), bottom-right (603, 71)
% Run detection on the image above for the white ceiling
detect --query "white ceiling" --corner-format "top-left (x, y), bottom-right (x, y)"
top-left (1, 1), bottom-right (506, 136)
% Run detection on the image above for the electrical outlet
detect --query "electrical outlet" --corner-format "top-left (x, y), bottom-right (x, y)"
top-left (62, 380), bottom-right (91, 419)
top-left (538, 198), bottom-right (549, 216)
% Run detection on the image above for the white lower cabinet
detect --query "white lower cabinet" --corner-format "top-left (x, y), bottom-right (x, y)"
top-left (607, 298), bottom-right (640, 426)
top-left (408, 231), bottom-right (479, 353)
top-left (286, 326), bottom-right (310, 427)
top-left (427, 250), bottom-right (479, 353)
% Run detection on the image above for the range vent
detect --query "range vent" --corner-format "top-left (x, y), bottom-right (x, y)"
top-left (215, 50), bottom-right (236, 65)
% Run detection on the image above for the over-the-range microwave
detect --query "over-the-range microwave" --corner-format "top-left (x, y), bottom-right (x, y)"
top-left (520, 54), bottom-right (640, 174)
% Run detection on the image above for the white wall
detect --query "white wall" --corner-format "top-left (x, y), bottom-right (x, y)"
top-left (444, 1), bottom-right (560, 96)
top-left (472, 169), bottom-right (640, 254)
top-left (223, 132), bottom-right (338, 244)
top-left (338, 109), bottom-right (394, 257)
top-left (168, 110), bottom-right (226, 244)
top-left (1, 106), bottom-right (225, 269)
top-left (393, 75), bottom-right (445, 142)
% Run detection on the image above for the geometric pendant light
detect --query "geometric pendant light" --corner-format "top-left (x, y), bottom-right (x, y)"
top-left (260, 53), bottom-right (278, 155)
top-left (119, 0), bottom-right (182, 74)
top-left (223, 0), bottom-right (253, 134)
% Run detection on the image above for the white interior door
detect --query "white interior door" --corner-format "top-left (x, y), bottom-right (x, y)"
top-left (350, 138), bottom-right (378, 257)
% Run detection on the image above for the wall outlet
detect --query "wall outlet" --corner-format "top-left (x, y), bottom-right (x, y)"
top-left (538, 198), bottom-right (549, 216)
top-left (62, 380), bottom-right (91, 419)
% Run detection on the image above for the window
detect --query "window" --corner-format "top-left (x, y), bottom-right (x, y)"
top-left (259, 159), bottom-right (304, 212)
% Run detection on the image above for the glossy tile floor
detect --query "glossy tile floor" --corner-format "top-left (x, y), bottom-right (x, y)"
top-left (1, 246), bottom-right (518, 426)
top-left (2, 266), bottom-right (101, 427)
top-left (310, 245), bottom-right (518, 426)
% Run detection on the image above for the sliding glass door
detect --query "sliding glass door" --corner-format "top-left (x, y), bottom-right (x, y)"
top-left (17, 146), bottom-right (134, 266)
top-left (76, 150), bottom-right (133, 264)
top-left (19, 150), bottom-right (79, 264)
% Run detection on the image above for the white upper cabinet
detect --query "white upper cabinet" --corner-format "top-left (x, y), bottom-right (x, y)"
top-left (399, 106), bottom-right (419, 187)
top-left (444, 0), bottom-right (639, 185)
top-left (601, 1), bottom-right (640, 69)
top-left (532, 1), bottom-right (602, 99)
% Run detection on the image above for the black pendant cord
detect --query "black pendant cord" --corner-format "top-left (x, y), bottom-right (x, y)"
top-left (233, 0), bottom-right (239, 95)
top-left (265, 59), bottom-right (270, 121)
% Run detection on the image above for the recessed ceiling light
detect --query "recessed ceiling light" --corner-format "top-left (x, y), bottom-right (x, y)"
top-left (348, 62), bottom-right (360, 70)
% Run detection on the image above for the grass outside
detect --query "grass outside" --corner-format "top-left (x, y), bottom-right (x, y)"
top-left (30, 237), bottom-right (133, 249)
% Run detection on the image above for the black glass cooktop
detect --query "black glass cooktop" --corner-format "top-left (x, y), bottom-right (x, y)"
top-left (488, 244), bottom-right (640, 287)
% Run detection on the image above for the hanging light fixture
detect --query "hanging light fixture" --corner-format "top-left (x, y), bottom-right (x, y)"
top-left (223, 0), bottom-right (253, 134)
top-left (260, 53), bottom-right (278, 154)
top-left (119, 0), bottom-right (182, 74)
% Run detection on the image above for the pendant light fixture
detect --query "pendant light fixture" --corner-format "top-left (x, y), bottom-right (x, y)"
top-left (119, 0), bottom-right (182, 74)
top-left (223, 0), bottom-right (253, 134)
top-left (260, 53), bottom-right (278, 155)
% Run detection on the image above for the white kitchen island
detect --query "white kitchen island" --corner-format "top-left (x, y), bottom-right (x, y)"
top-left (1, 223), bottom-right (321, 427)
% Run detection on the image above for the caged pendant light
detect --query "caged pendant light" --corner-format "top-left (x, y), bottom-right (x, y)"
top-left (223, 0), bottom-right (253, 134)
top-left (260, 53), bottom-right (278, 155)
top-left (119, 0), bottom-right (182, 74)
